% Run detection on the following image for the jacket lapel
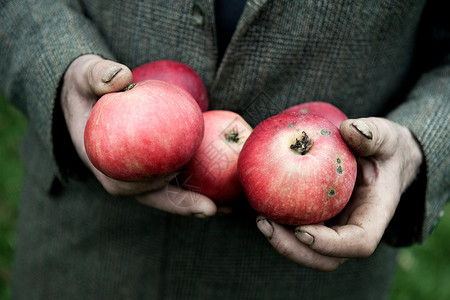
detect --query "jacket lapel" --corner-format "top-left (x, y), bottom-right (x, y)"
top-left (212, 0), bottom-right (269, 88)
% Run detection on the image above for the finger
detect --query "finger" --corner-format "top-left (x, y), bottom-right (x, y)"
top-left (295, 223), bottom-right (377, 259)
top-left (340, 118), bottom-right (397, 158)
top-left (88, 58), bottom-right (133, 96)
top-left (256, 217), bottom-right (346, 271)
top-left (93, 169), bottom-right (178, 197)
top-left (295, 185), bottom-right (393, 259)
top-left (136, 184), bottom-right (217, 217)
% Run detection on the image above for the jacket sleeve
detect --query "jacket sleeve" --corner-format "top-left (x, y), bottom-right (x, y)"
top-left (0, 0), bottom-right (114, 181)
top-left (383, 0), bottom-right (450, 246)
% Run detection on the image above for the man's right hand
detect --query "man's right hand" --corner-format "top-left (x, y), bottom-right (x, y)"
top-left (61, 54), bottom-right (217, 217)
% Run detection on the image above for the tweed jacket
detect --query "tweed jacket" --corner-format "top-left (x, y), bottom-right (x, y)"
top-left (1, 0), bottom-right (449, 299)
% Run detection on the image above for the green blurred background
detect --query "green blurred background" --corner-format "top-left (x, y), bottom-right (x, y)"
top-left (0, 94), bottom-right (449, 300)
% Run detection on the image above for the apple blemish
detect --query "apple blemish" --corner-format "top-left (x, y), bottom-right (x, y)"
top-left (224, 128), bottom-right (240, 143)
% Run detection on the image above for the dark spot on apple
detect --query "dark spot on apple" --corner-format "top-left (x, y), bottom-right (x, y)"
top-left (337, 158), bottom-right (341, 164)
top-left (224, 128), bottom-right (240, 143)
top-left (328, 189), bottom-right (336, 197)
top-left (289, 122), bottom-right (294, 128)
top-left (336, 165), bottom-right (343, 174)
top-left (320, 129), bottom-right (331, 136)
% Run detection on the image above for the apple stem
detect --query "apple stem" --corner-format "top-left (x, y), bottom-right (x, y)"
top-left (290, 131), bottom-right (312, 155)
top-left (224, 128), bottom-right (240, 143)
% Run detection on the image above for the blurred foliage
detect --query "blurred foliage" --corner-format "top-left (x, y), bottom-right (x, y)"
top-left (390, 205), bottom-right (450, 300)
top-left (0, 94), bottom-right (26, 300)
top-left (0, 93), bottom-right (448, 300)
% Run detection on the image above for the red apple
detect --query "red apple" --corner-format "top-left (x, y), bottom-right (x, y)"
top-left (178, 110), bottom-right (253, 204)
top-left (132, 60), bottom-right (209, 112)
top-left (282, 101), bottom-right (348, 128)
top-left (238, 113), bottom-right (357, 225)
top-left (84, 80), bottom-right (204, 181)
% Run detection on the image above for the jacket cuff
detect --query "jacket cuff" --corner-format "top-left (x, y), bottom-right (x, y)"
top-left (383, 66), bottom-right (450, 246)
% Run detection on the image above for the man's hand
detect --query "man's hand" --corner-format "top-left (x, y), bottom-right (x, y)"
top-left (256, 117), bottom-right (423, 271)
top-left (61, 54), bottom-right (217, 217)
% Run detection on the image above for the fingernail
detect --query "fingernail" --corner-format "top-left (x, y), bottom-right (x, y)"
top-left (351, 120), bottom-right (373, 140)
top-left (102, 66), bottom-right (123, 83)
top-left (256, 217), bottom-right (274, 240)
top-left (295, 230), bottom-right (315, 246)
top-left (122, 83), bottom-right (137, 91)
top-left (193, 213), bottom-right (206, 219)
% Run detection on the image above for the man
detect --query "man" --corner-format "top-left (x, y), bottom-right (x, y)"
top-left (0, 0), bottom-right (448, 299)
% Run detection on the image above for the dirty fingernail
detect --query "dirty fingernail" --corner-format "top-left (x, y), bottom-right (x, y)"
top-left (101, 66), bottom-right (123, 83)
top-left (295, 230), bottom-right (315, 246)
top-left (193, 213), bottom-right (206, 219)
top-left (256, 217), bottom-right (274, 239)
top-left (352, 120), bottom-right (373, 140)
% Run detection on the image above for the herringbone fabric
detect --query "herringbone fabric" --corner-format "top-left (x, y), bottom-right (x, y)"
top-left (0, 0), bottom-right (449, 299)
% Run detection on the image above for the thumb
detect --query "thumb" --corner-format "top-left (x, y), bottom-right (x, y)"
top-left (136, 184), bottom-right (218, 218)
top-left (86, 55), bottom-right (133, 96)
top-left (339, 118), bottom-right (393, 157)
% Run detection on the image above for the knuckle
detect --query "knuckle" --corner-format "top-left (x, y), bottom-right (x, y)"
top-left (309, 257), bottom-right (347, 272)
top-left (273, 240), bottom-right (296, 259)
top-left (99, 179), bottom-right (127, 197)
top-left (357, 241), bottom-right (377, 258)
top-left (103, 185), bottom-right (125, 197)
top-left (320, 262), bottom-right (341, 272)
